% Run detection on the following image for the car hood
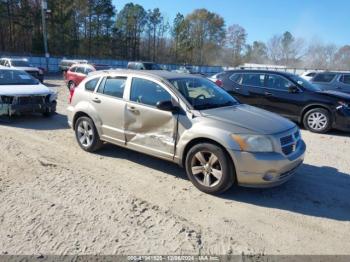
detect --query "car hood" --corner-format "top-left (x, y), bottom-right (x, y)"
top-left (14, 66), bottom-right (39, 72)
top-left (317, 90), bottom-right (350, 100)
top-left (200, 104), bottom-right (296, 135)
top-left (0, 83), bottom-right (53, 96)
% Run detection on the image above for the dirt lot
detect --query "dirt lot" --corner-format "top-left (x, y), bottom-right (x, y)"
top-left (0, 77), bottom-right (349, 255)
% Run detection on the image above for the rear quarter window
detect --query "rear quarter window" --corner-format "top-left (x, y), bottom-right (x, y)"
top-left (229, 73), bottom-right (242, 84)
top-left (85, 77), bottom-right (100, 92)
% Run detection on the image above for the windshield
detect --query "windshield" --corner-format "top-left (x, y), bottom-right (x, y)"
top-left (290, 75), bottom-right (323, 92)
top-left (0, 69), bottom-right (39, 85)
top-left (144, 63), bottom-right (161, 70)
top-left (169, 77), bottom-right (238, 110)
top-left (11, 60), bottom-right (30, 67)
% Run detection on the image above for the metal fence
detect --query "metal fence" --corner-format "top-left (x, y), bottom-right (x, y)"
top-left (0, 54), bottom-right (224, 76)
top-left (2, 53), bottom-right (349, 75)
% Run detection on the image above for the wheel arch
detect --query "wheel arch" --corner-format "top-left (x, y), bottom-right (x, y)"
top-left (181, 137), bottom-right (236, 172)
top-left (301, 103), bottom-right (333, 123)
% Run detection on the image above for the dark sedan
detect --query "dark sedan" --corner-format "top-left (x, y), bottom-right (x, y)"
top-left (215, 70), bottom-right (350, 133)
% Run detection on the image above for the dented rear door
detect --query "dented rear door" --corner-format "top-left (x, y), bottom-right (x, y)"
top-left (124, 77), bottom-right (178, 160)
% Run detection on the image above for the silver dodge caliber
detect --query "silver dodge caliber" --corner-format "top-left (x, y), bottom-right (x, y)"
top-left (67, 70), bottom-right (306, 194)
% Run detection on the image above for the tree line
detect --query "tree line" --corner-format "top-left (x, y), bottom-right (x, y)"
top-left (1, 0), bottom-right (349, 70)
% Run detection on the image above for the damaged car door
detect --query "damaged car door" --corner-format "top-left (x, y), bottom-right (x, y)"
top-left (91, 75), bottom-right (127, 145)
top-left (125, 77), bottom-right (178, 160)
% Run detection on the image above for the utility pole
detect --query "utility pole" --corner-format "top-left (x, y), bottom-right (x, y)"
top-left (41, 0), bottom-right (49, 72)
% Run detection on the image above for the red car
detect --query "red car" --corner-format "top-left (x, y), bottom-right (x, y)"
top-left (65, 64), bottom-right (96, 90)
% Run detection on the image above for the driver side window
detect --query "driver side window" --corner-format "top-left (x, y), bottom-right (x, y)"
top-left (130, 78), bottom-right (171, 107)
top-left (267, 75), bottom-right (292, 91)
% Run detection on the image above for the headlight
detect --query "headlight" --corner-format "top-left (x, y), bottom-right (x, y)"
top-left (231, 134), bottom-right (274, 152)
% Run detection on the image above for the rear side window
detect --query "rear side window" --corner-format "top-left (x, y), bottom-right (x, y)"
top-left (313, 73), bottom-right (336, 82)
top-left (340, 75), bottom-right (350, 84)
top-left (85, 67), bottom-right (94, 74)
top-left (69, 66), bottom-right (77, 72)
top-left (241, 73), bottom-right (265, 87)
top-left (99, 77), bottom-right (126, 98)
top-left (130, 77), bottom-right (171, 107)
top-left (85, 77), bottom-right (100, 92)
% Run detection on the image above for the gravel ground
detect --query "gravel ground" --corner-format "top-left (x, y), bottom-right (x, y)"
top-left (0, 77), bottom-right (349, 255)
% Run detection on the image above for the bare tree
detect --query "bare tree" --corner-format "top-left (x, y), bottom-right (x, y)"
top-left (226, 24), bottom-right (247, 66)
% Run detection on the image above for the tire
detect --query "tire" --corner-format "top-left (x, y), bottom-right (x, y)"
top-left (68, 81), bottom-right (75, 91)
top-left (185, 143), bottom-right (235, 194)
top-left (303, 108), bottom-right (332, 133)
top-left (42, 101), bottom-right (56, 117)
top-left (74, 116), bottom-right (103, 152)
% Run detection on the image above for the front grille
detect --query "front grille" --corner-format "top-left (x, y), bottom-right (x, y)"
top-left (282, 144), bottom-right (295, 155)
top-left (16, 96), bottom-right (46, 105)
top-left (280, 135), bottom-right (293, 145)
top-left (280, 131), bottom-right (301, 156)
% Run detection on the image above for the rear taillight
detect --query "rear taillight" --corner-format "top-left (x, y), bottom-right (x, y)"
top-left (215, 79), bottom-right (223, 88)
top-left (69, 87), bottom-right (75, 104)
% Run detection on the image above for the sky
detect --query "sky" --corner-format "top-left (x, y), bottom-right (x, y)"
top-left (112, 0), bottom-right (349, 46)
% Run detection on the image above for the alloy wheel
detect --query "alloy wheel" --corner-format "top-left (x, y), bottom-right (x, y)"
top-left (77, 120), bottom-right (94, 147)
top-left (190, 151), bottom-right (223, 188)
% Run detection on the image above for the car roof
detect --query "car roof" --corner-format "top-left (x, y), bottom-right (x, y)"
top-left (224, 69), bottom-right (297, 77)
top-left (1, 57), bottom-right (28, 61)
top-left (70, 63), bottom-right (95, 68)
top-left (0, 66), bottom-right (21, 71)
top-left (89, 69), bottom-right (202, 80)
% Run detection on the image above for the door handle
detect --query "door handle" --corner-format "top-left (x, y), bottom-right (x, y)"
top-left (265, 91), bottom-right (273, 96)
top-left (92, 97), bottom-right (101, 103)
top-left (127, 105), bottom-right (139, 113)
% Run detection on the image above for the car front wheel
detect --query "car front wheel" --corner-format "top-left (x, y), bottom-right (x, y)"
top-left (185, 143), bottom-right (235, 194)
top-left (74, 116), bottom-right (103, 152)
top-left (303, 108), bottom-right (331, 133)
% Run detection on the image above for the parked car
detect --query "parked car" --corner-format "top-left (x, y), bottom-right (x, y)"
top-left (172, 66), bottom-right (197, 74)
top-left (310, 71), bottom-right (350, 93)
top-left (65, 64), bottom-right (96, 90)
top-left (216, 70), bottom-right (350, 133)
top-left (208, 72), bottom-right (225, 87)
top-left (59, 59), bottom-right (88, 73)
top-left (300, 71), bottom-right (319, 81)
top-left (127, 61), bottom-right (162, 70)
top-left (0, 57), bottom-right (44, 82)
top-left (0, 66), bottom-right (56, 117)
top-left (67, 70), bottom-right (305, 194)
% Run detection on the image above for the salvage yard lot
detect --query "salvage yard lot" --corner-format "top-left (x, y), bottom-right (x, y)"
top-left (0, 77), bottom-right (350, 255)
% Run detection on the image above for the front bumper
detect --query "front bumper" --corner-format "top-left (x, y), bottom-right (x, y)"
top-left (227, 140), bottom-right (306, 188)
top-left (333, 106), bottom-right (350, 132)
top-left (0, 99), bottom-right (56, 116)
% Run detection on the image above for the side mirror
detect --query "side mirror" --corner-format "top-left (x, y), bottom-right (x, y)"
top-left (288, 86), bottom-right (299, 93)
top-left (156, 100), bottom-right (178, 112)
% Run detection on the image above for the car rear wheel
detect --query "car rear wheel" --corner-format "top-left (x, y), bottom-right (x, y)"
top-left (185, 143), bottom-right (235, 194)
top-left (75, 116), bottom-right (103, 152)
top-left (303, 108), bottom-right (331, 133)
